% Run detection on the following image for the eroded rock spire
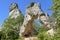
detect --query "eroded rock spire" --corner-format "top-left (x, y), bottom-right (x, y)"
top-left (19, 2), bottom-right (56, 37)
top-left (9, 3), bottom-right (21, 18)
top-left (9, 3), bottom-right (18, 11)
top-left (19, 2), bottom-right (38, 37)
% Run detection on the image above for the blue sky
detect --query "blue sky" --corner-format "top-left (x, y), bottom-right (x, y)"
top-left (0, 0), bottom-right (53, 26)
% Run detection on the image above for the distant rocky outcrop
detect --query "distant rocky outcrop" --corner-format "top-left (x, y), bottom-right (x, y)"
top-left (1, 3), bottom-right (24, 39)
top-left (2, 3), bottom-right (24, 27)
top-left (9, 3), bottom-right (21, 18)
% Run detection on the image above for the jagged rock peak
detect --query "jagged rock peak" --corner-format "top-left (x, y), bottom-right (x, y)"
top-left (27, 2), bottom-right (40, 8)
top-left (9, 3), bottom-right (21, 18)
top-left (26, 2), bottom-right (42, 16)
top-left (9, 3), bottom-right (18, 11)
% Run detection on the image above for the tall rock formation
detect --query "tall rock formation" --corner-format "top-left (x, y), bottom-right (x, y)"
top-left (19, 2), bottom-right (38, 37)
top-left (1, 3), bottom-right (24, 39)
top-left (2, 3), bottom-right (24, 28)
top-left (9, 3), bottom-right (21, 18)
top-left (19, 2), bottom-right (56, 37)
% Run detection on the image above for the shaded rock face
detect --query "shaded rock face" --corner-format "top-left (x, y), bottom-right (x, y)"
top-left (9, 3), bottom-right (21, 18)
top-left (20, 2), bottom-right (56, 37)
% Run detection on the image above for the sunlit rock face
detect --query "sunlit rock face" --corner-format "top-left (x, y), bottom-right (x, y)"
top-left (20, 2), bottom-right (56, 37)
top-left (19, 2), bottom-right (40, 37)
top-left (9, 3), bottom-right (21, 18)
top-left (38, 12), bottom-right (56, 36)
top-left (47, 28), bottom-right (56, 36)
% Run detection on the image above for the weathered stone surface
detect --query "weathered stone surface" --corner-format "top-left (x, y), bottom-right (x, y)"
top-left (9, 3), bottom-right (21, 18)
top-left (19, 2), bottom-right (39, 37)
top-left (38, 12), bottom-right (56, 36)
top-left (9, 3), bottom-right (18, 11)
top-left (19, 2), bottom-right (56, 37)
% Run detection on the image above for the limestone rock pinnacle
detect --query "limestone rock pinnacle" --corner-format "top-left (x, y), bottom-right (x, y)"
top-left (9, 3), bottom-right (21, 18)
top-left (9, 3), bottom-right (18, 11)
top-left (20, 2), bottom-right (56, 37)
